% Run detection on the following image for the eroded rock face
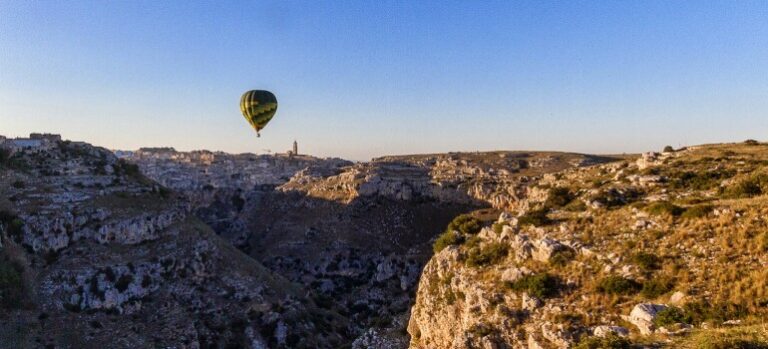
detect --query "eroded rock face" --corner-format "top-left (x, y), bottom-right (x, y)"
top-left (0, 140), bottom-right (345, 348)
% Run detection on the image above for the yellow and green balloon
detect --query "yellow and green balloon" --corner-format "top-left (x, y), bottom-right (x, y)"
top-left (240, 90), bottom-right (277, 137)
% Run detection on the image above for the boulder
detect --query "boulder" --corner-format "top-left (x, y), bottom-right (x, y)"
top-left (531, 238), bottom-right (566, 263)
top-left (628, 303), bottom-right (667, 335)
top-left (592, 325), bottom-right (629, 338)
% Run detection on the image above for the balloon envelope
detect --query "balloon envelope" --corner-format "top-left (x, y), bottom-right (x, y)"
top-left (240, 90), bottom-right (277, 136)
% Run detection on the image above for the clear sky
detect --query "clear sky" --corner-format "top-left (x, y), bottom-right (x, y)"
top-left (1, 1), bottom-right (767, 160)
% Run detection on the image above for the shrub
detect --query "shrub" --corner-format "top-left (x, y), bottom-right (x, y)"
top-left (507, 273), bottom-right (560, 299)
top-left (564, 199), bottom-right (587, 212)
top-left (550, 248), bottom-right (576, 267)
top-left (744, 139), bottom-right (760, 145)
top-left (545, 187), bottom-right (574, 209)
top-left (465, 242), bottom-right (508, 267)
top-left (115, 274), bottom-right (134, 292)
top-left (574, 334), bottom-right (632, 349)
top-left (0, 257), bottom-right (24, 309)
top-left (492, 222), bottom-right (508, 235)
top-left (672, 169), bottom-right (736, 191)
top-left (433, 230), bottom-right (464, 253)
top-left (518, 209), bottom-right (551, 227)
top-left (681, 204), bottom-right (714, 219)
top-left (589, 187), bottom-right (641, 208)
top-left (447, 214), bottom-right (482, 235)
top-left (596, 276), bottom-right (641, 295)
top-left (682, 301), bottom-right (748, 325)
top-left (723, 174), bottom-right (768, 199)
top-left (653, 306), bottom-right (691, 327)
top-left (641, 277), bottom-right (675, 298)
top-left (663, 145), bottom-right (675, 153)
top-left (632, 252), bottom-right (661, 272)
top-left (645, 201), bottom-right (684, 217)
top-left (0, 148), bottom-right (11, 166)
top-left (0, 210), bottom-right (24, 242)
top-left (11, 180), bottom-right (25, 189)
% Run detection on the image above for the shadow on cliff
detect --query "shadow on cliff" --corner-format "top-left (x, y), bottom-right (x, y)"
top-left (195, 176), bottom-right (492, 342)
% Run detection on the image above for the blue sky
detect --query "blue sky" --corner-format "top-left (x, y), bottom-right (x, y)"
top-left (1, 1), bottom-right (767, 160)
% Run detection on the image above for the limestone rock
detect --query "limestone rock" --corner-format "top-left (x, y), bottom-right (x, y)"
top-left (628, 303), bottom-right (668, 335)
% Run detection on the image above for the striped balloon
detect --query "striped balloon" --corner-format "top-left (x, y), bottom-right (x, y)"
top-left (240, 90), bottom-right (278, 137)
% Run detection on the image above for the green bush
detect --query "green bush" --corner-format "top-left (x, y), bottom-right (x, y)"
top-left (672, 169), bottom-right (736, 191)
top-left (115, 274), bottom-right (134, 292)
top-left (0, 257), bottom-right (24, 309)
top-left (574, 334), bottom-right (631, 349)
top-left (507, 273), bottom-right (560, 299)
top-left (545, 187), bottom-right (575, 209)
top-left (0, 210), bottom-right (24, 241)
top-left (518, 209), bottom-right (551, 227)
top-left (596, 276), bottom-right (641, 295)
top-left (663, 145), bottom-right (675, 153)
top-left (433, 230), bottom-right (464, 253)
top-left (682, 301), bottom-right (748, 325)
top-left (0, 148), bottom-right (10, 166)
top-left (491, 222), bottom-right (508, 235)
top-left (550, 248), bottom-right (576, 267)
top-left (632, 252), bottom-right (661, 271)
top-left (744, 139), bottom-right (760, 145)
top-left (641, 277), bottom-right (675, 298)
top-left (653, 306), bottom-right (691, 327)
top-left (564, 199), bottom-right (588, 212)
top-left (589, 188), bottom-right (641, 208)
top-left (465, 242), bottom-right (508, 267)
top-left (11, 180), bottom-right (25, 189)
top-left (448, 215), bottom-right (483, 235)
top-left (646, 201), bottom-right (684, 217)
top-left (723, 174), bottom-right (768, 199)
top-left (681, 204), bottom-right (714, 219)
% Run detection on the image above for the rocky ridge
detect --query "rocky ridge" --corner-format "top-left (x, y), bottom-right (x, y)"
top-left (0, 139), bottom-right (346, 348)
top-left (408, 143), bottom-right (768, 348)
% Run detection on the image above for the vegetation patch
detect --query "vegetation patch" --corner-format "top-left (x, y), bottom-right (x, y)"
top-left (671, 169), bottom-right (735, 191)
top-left (115, 274), bottom-right (134, 292)
top-left (632, 252), bottom-right (662, 272)
top-left (518, 208), bottom-right (551, 227)
top-left (549, 248), bottom-right (576, 267)
top-left (681, 204), bottom-right (714, 219)
top-left (722, 173), bottom-right (768, 199)
top-left (589, 187), bottom-right (641, 208)
top-left (465, 242), bottom-right (508, 267)
top-left (0, 210), bottom-right (25, 242)
top-left (641, 277), bottom-right (675, 299)
top-left (645, 201), bottom-right (684, 217)
top-left (433, 230), bottom-right (463, 253)
top-left (447, 214), bottom-right (483, 235)
top-left (433, 214), bottom-right (485, 253)
top-left (0, 256), bottom-right (24, 309)
top-left (653, 306), bottom-right (691, 327)
top-left (544, 187), bottom-right (575, 209)
top-left (507, 273), bottom-right (560, 299)
top-left (596, 276), bottom-right (641, 295)
top-left (682, 301), bottom-right (748, 325)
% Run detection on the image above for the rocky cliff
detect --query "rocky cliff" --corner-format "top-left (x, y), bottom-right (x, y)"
top-left (408, 143), bottom-right (768, 348)
top-left (0, 140), bottom-right (346, 348)
top-left (126, 148), bottom-right (615, 346)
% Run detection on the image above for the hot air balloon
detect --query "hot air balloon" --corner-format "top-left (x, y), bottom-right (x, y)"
top-left (240, 90), bottom-right (278, 137)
